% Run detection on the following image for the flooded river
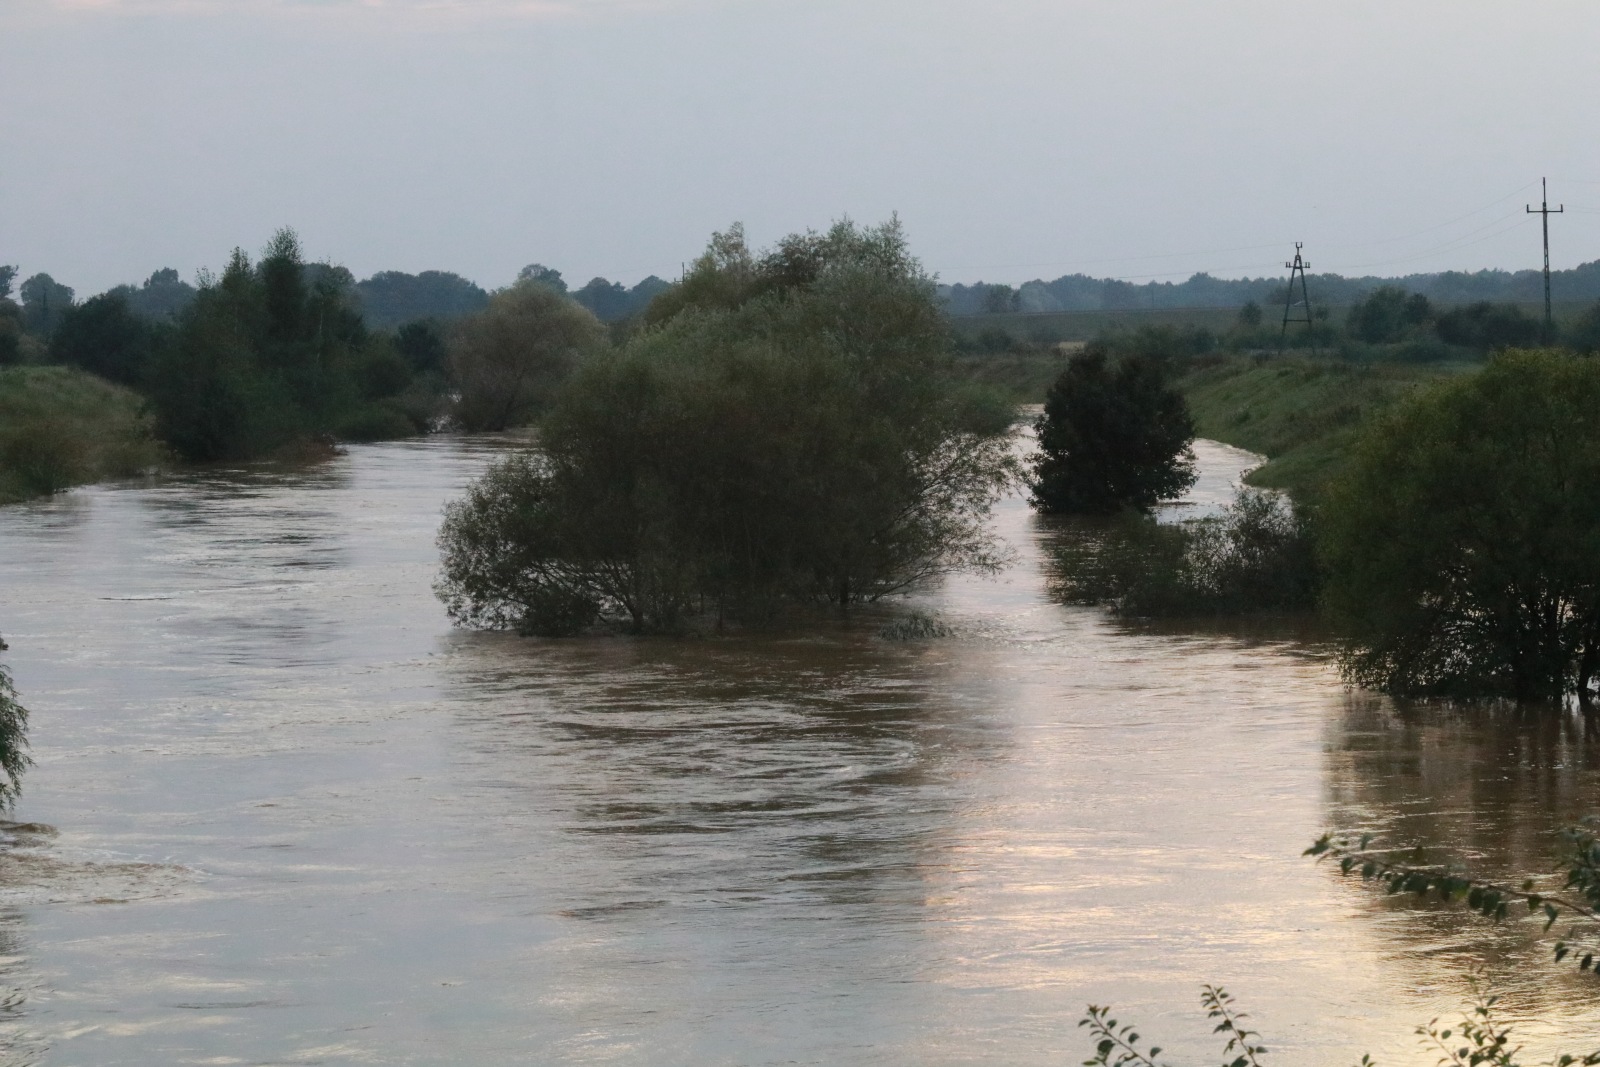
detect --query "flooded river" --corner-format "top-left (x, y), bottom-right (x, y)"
top-left (0, 435), bottom-right (1596, 1065)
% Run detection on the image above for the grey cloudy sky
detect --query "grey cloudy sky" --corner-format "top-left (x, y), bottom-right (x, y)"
top-left (6, 0), bottom-right (1600, 295)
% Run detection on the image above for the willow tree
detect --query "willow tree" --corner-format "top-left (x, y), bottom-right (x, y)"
top-left (437, 219), bottom-right (1018, 634)
top-left (1321, 349), bottom-right (1600, 700)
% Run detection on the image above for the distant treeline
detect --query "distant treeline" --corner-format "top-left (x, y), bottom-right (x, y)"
top-left (1, 261), bottom-right (671, 335)
top-left (939, 260), bottom-right (1600, 315)
top-left (21, 255), bottom-right (1600, 330)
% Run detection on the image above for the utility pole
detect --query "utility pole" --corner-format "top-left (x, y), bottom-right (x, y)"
top-left (1527, 177), bottom-right (1564, 343)
top-left (1279, 242), bottom-right (1316, 356)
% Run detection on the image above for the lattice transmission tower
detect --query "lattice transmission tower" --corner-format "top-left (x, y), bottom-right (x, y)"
top-left (1279, 242), bottom-right (1316, 356)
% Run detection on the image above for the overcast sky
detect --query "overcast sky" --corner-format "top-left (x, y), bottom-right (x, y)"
top-left (7, 0), bottom-right (1600, 296)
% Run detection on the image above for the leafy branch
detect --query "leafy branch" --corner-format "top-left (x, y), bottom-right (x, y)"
top-left (1080, 1005), bottom-right (1166, 1067)
top-left (1203, 985), bottom-right (1266, 1067)
top-left (1305, 818), bottom-right (1600, 976)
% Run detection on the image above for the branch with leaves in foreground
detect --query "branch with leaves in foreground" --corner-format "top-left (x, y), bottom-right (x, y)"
top-left (1304, 816), bottom-right (1600, 977)
top-left (1079, 818), bottom-right (1600, 1067)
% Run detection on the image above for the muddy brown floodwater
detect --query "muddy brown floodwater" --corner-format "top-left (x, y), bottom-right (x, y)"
top-left (0, 434), bottom-right (1597, 1065)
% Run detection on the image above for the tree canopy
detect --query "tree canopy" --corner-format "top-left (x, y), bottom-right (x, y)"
top-left (438, 219), bottom-right (1018, 634)
top-left (19, 273), bottom-right (74, 337)
top-left (148, 229), bottom-right (428, 460)
top-left (1320, 348), bottom-right (1600, 700)
top-left (1029, 347), bottom-right (1196, 514)
top-left (447, 281), bottom-right (605, 432)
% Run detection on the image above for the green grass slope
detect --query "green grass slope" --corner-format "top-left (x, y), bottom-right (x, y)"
top-left (0, 366), bottom-right (164, 504)
top-left (1177, 356), bottom-right (1463, 497)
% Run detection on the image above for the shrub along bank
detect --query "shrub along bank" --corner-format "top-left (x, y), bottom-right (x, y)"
top-left (0, 366), bottom-right (163, 504)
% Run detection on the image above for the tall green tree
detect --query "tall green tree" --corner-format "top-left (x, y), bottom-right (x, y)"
top-left (147, 228), bottom-right (406, 460)
top-left (1030, 347), bottom-right (1196, 514)
top-left (1320, 348), bottom-right (1600, 700)
top-left (19, 273), bottom-right (74, 337)
top-left (49, 292), bottom-right (160, 385)
top-left (1346, 285), bottom-right (1432, 343)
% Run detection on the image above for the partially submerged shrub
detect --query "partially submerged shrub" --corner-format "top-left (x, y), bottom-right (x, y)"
top-left (1320, 349), bottom-right (1600, 700)
top-left (0, 637), bottom-right (31, 807)
top-left (878, 611), bottom-right (955, 640)
top-left (1049, 490), bottom-right (1317, 616)
top-left (437, 219), bottom-right (1018, 636)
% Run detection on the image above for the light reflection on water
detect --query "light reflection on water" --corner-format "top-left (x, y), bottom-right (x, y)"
top-left (0, 436), bottom-right (1593, 1064)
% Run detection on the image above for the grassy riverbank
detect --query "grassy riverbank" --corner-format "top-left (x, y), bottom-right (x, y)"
top-left (0, 366), bottom-right (163, 504)
top-left (1176, 356), bottom-right (1464, 496)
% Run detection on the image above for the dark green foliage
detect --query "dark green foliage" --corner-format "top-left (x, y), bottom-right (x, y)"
top-left (0, 366), bottom-right (163, 502)
top-left (394, 320), bottom-right (447, 375)
top-left (1099, 324), bottom-right (1217, 361)
top-left (1564, 300), bottom-right (1600, 354)
top-left (354, 270), bottom-right (488, 330)
top-left (448, 282), bottom-right (605, 432)
top-left (1320, 349), bottom-right (1600, 700)
top-left (1237, 300), bottom-right (1263, 328)
top-left (569, 276), bottom-right (672, 322)
top-left (49, 292), bottom-right (160, 385)
top-left (106, 268), bottom-right (198, 322)
top-left (147, 229), bottom-right (419, 461)
top-left (1049, 491), bottom-right (1318, 616)
top-left (0, 637), bottom-right (31, 808)
top-left (516, 264), bottom-right (567, 293)
top-left (0, 287), bottom-right (21, 367)
top-left (19, 273), bottom-right (74, 337)
top-left (1346, 285), bottom-right (1432, 343)
top-left (1435, 300), bottom-right (1541, 351)
top-left (436, 453), bottom-right (607, 635)
top-left (1031, 347), bottom-right (1196, 514)
top-left (438, 219), bottom-right (1019, 634)
top-left (981, 284), bottom-right (1019, 314)
top-left (0, 266), bottom-right (15, 301)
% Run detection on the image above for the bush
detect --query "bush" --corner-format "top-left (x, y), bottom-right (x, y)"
top-left (438, 219), bottom-right (1019, 634)
top-left (334, 402), bottom-right (416, 442)
top-left (0, 638), bottom-right (31, 808)
top-left (448, 282), bottom-right (605, 432)
top-left (0, 366), bottom-right (163, 502)
top-left (1346, 285), bottom-right (1432, 343)
top-left (1435, 300), bottom-right (1541, 351)
top-left (1320, 349), bottom-right (1600, 700)
top-left (1031, 346), bottom-right (1196, 514)
top-left (49, 291), bottom-right (159, 385)
top-left (1049, 490), bottom-right (1318, 616)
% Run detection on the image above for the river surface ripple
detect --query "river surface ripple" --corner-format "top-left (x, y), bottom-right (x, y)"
top-left (0, 435), bottom-right (1597, 1065)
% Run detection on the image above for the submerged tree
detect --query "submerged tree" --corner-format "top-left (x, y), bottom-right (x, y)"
top-left (1030, 347), bottom-right (1196, 515)
top-left (1321, 348), bottom-right (1600, 700)
top-left (437, 218), bottom-right (1018, 634)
